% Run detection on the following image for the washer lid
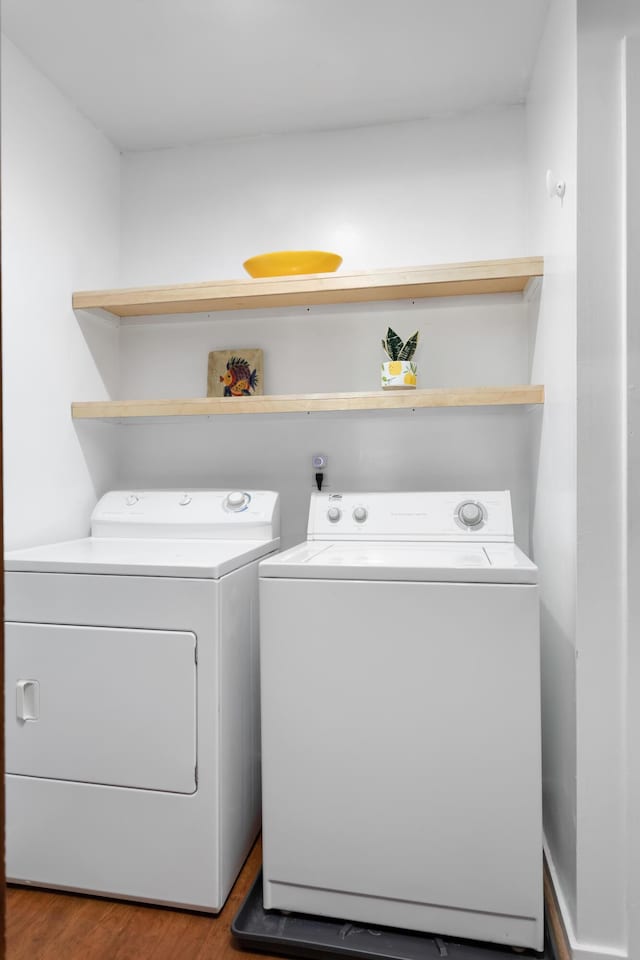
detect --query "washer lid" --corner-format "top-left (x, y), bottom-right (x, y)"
top-left (5, 536), bottom-right (280, 578)
top-left (259, 540), bottom-right (537, 584)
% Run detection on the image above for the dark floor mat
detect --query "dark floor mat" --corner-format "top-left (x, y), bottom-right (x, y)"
top-left (231, 870), bottom-right (555, 960)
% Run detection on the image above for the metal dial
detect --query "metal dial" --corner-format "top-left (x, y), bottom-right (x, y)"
top-left (224, 491), bottom-right (250, 512)
top-left (353, 506), bottom-right (368, 523)
top-left (456, 500), bottom-right (485, 528)
top-left (327, 506), bottom-right (342, 523)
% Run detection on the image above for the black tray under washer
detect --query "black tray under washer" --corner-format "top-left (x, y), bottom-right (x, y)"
top-left (231, 869), bottom-right (555, 960)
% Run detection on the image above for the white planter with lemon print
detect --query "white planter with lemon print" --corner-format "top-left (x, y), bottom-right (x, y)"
top-left (380, 326), bottom-right (419, 390)
top-left (381, 360), bottom-right (417, 390)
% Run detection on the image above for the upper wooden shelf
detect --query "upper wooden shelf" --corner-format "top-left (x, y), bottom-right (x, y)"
top-left (72, 257), bottom-right (543, 318)
top-left (72, 385), bottom-right (544, 420)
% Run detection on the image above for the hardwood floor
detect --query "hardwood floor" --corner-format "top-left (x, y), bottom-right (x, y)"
top-left (6, 842), bottom-right (566, 960)
top-left (5, 838), bottom-right (280, 960)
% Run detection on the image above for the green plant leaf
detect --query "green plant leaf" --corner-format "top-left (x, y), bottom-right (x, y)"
top-left (399, 331), bottom-right (419, 360)
top-left (384, 327), bottom-right (403, 360)
top-left (381, 338), bottom-right (388, 354)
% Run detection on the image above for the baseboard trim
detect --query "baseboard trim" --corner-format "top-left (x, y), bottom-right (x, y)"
top-left (543, 842), bottom-right (628, 960)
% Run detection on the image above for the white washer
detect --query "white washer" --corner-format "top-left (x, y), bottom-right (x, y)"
top-left (5, 488), bottom-right (280, 912)
top-left (259, 490), bottom-right (542, 950)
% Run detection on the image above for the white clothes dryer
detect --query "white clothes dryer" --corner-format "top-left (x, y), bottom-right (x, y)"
top-left (259, 491), bottom-right (542, 950)
top-left (5, 488), bottom-right (279, 911)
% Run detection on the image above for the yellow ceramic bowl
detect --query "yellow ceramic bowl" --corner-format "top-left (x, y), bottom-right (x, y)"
top-left (243, 250), bottom-right (343, 278)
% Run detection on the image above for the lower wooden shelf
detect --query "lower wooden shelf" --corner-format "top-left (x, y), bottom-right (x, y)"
top-left (72, 385), bottom-right (544, 420)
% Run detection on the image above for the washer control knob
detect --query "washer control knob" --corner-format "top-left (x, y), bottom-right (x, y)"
top-left (179, 494), bottom-right (192, 506)
top-left (327, 506), bottom-right (342, 523)
top-left (125, 494), bottom-right (139, 506)
top-left (353, 506), bottom-right (368, 523)
top-left (457, 501), bottom-right (484, 527)
top-left (225, 491), bottom-right (250, 512)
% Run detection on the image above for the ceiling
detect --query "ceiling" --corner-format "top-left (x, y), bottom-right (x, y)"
top-left (1, 0), bottom-right (550, 152)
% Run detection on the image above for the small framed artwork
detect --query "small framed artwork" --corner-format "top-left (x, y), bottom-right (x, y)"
top-left (207, 349), bottom-right (264, 398)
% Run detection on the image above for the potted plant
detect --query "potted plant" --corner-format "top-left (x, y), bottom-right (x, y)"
top-left (381, 327), bottom-right (419, 390)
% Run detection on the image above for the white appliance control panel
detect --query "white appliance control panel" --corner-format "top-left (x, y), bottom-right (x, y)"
top-left (91, 490), bottom-right (280, 540)
top-left (309, 491), bottom-right (514, 542)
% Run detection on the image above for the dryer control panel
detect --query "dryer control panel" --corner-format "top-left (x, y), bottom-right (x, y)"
top-left (307, 491), bottom-right (514, 542)
top-left (91, 489), bottom-right (280, 540)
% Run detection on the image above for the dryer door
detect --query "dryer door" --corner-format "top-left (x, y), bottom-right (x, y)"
top-left (5, 623), bottom-right (197, 794)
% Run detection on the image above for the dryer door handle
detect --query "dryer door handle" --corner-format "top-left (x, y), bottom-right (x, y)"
top-left (16, 679), bottom-right (40, 722)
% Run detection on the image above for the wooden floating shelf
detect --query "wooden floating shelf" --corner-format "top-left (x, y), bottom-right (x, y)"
top-left (72, 386), bottom-right (544, 420)
top-left (72, 257), bottom-right (543, 318)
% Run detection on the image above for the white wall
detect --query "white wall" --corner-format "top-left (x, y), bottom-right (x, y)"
top-left (624, 33), bottom-right (640, 960)
top-left (120, 108), bottom-right (529, 285)
top-left (527, 2), bottom-right (640, 958)
top-left (1, 35), bottom-right (121, 550)
top-left (574, 3), bottom-right (640, 958)
top-left (117, 109), bottom-right (535, 547)
top-left (525, 0), bottom-right (578, 936)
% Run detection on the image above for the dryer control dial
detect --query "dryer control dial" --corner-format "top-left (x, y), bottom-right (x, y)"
top-left (353, 506), bottom-right (368, 523)
top-left (224, 491), bottom-right (250, 512)
top-left (456, 500), bottom-right (485, 528)
top-left (125, 494), bottom-right (140, 506)
top-left (327, 506), bottom-right (342, 523)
